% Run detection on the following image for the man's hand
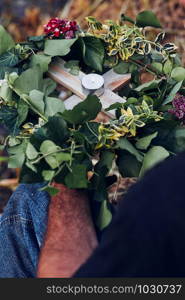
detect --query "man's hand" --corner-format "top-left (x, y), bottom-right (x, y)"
top-left (37, 183), bottom-right (98, 278)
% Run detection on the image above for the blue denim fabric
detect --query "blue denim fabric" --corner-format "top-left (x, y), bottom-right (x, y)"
top-left (0, 183), bottom-right (50, 278)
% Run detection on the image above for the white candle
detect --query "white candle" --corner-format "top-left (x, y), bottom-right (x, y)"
top-left (82, 74), bottom-right (104, 90)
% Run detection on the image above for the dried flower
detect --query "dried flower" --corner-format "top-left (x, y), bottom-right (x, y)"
top-left (168, 94), bottom-right (185, 123)
top-left (44, 18), bottom-right (78, 39)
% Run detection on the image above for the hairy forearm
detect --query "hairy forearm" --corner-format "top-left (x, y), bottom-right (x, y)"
top-left (37, 184), bottom-right (98, 278)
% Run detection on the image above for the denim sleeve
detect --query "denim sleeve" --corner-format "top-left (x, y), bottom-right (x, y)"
top-left (0, 183), bottom-right (50, 278)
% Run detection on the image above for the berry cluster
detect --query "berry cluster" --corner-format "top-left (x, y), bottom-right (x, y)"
top-left (44, 18), bottom-right (78, 39)
top-left (169, 94), bottom-right (185, 123)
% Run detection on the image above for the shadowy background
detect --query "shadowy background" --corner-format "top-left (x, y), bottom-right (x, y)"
top-left (0, 0), bottom-right (185, 210)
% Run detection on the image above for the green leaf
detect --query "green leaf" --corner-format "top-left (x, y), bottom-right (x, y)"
top-left (151, 62), bottom-right (163, 74)
top-left (40, 140), bottom-right (60, 169)
top-left (0, 50), bottom-right (19, 67)
top-left (0, 25), bottom-right (15, 55)
top-left (40, 140), bottom-right (59, 155)
top-left (136, 11), bottom-right (162, 28)
top-left (16, 99), bottom-right (29, 127)
top-left (116, 137), bottom-right (143, 162)
top-left (29, 90), bottom-right (45, 114)
top-left (8, 140), bottom-right (27, 168)
top-left (139, 146), bottom-right (169, 177)
top-left (42, 78), bottom-right (57, 96)
top-left (91, 151), bottom-right (115, 202)
top-left (79, 122), bottom-right (99, 145)
top-left (39, 140), bottom-right (71, 169)
top-left (171, 67), bottom-right (185, 82)
top-left (163, 59), bottom-right (173, 75)
top-left (96, 200), bottom-right (112, 230)
top-left (44, 38), bottom-right (77, 57)
top-left (39, 185), bottom-right (59, 196)
top-left (136, 132), bottom-right (158, 150)
top-left (0, 80), bottom-right (12, 102)
top-left (30, 53), bottom-right (51, 73)
top-left (14, 65), bottom-right (43, 94)
top-left (0, 106), bottom-right (18, 134)
top-left (45, 96), bottom-right (65, 117)
top-left (113, 61), bottom-right (130, 74)
top-left (105, 102), bottom-right (123, 112)
top-left (117, 152), bottom-right (141, 177)
top-left (64, 60), bottom-right (80, 75)
top-left (0, 66), bottom-right (18, 79)
top-left (42, 170), bottom-right (55, 181)
top-left (26, 143), bottom-right (39, 160)
top-left (62, 95), bottom-right (102, 125)
top-left (83, 37), bottom-right (105, 72)
top-left (163, 81), bottom-right (183, 105)
top-left (65, 164), bottom-right (88, 189)
top-left (135, 79), bottom-right (162, 92)
top-left (95, 151), bottom-right (115, 176)
top-left (151, 50), bottom-right (164, 63)
top-left (25, 160), bottom-right (37, 173)
top-left (31, 116), bottom-right (70, 147)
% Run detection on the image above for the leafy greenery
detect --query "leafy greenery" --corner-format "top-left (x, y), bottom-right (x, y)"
top-left (136, 11), bottom-right (162, 28)
top-left (1, 11), bottom-right (185, 230)
top-left (44, 38), bottom-right (77, 56)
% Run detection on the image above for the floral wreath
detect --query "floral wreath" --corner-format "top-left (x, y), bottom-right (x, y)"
top-left (0, 10), bottom-right (185, 229)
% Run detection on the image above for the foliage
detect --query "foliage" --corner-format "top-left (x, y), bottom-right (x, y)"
top-left (1, 12), bottom-right (185, 230)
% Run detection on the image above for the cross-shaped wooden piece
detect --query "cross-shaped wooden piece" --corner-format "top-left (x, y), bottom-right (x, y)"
top-left (48, 58), bottom-right (131, 118)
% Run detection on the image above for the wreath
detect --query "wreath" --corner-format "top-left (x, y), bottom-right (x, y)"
top-left (1, 11), bottom-right (185, 229)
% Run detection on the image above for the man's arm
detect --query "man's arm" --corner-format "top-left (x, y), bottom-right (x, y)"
top-left (37, 183), bottom-right (98, 278)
